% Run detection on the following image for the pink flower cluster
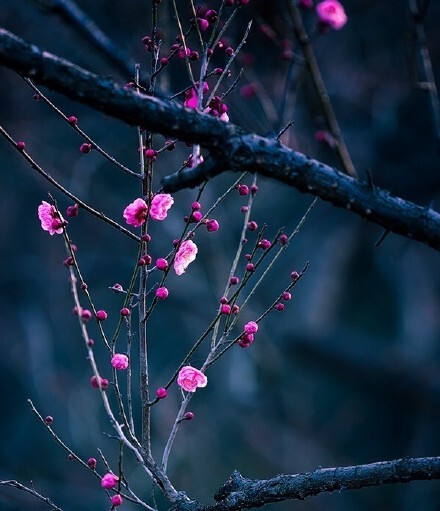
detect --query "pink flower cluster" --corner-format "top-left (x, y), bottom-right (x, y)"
top-left (177, 366), bottom-right (207, 392)
top-left (123, 194), bottom-right (174, 227)
top-left (238, 321), bottom-right (259, 348)
top-left (316, 0), bottom-right (347, 30)
top-left (205, 96), bottom-right (229, 122)
top-left (38, 201), bottom-right (65, 235)
top-left (174, 240), bottom-right (198, 276)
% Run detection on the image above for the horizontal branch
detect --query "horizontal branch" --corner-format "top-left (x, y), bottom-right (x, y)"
top-left (0, 28), bottom-right (439, 249)
top-left (202, 456), bottom-right (440, 511)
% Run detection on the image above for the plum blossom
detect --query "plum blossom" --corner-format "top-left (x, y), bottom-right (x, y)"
top-left (111, 354), bottom-right (129, 370)
top-left (174, 240), bottom-right (198, 275)
top-left (177, 366), bottom-right (207, 392)
top-left (150, 193), bottom-right (174, 221)
top-left (184, 88), bottom-right (198, 109)
top-left (316, 0), bottom-right (347, 30)
top-left (184, 82), bottom-right (209, 110)
top-left (244, 321), bottom-right (258, 334)
top-left (101, 473), bottom-right (118, 489)
top-left (38, 201), bottom-right (64, 235)
top-left (123, 198), bottom-right (148, 227)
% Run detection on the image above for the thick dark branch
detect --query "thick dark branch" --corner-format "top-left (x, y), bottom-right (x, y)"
top-left (205, 457), bottom-right (440, 511)
top-left (0, 29), bottom-right (439, 250)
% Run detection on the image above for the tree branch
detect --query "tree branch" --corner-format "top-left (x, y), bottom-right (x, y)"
top-left (0, 480), bottom-right (62, 510)
top-left (0, 28), bottom-right (439, 250)
top-left (204, 457), bottom-right (440, 511)
top-left (29, 0), bottom-right (138, 81)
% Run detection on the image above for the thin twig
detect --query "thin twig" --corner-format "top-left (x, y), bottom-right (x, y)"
top-left (0, 124), bottom-right (141, 243)
top-left (286, 0), bottom-right (357, 177)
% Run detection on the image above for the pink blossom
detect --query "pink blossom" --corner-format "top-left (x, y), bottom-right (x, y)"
top-left (174, 240), bottom-right (198, 275)
top-left (111, 353), bottom-right (129, 370)
top-left (184, 88), bottom-right (198, 109)
top-left (123, 198), bottom-right (148, 227)
top-left (244, 321), bottom-right (258, 334)
top-left (316, 0), bottom-right (347, 30)
top-left (150, 193), bottom-right (174, 221)
top-left (38, 201), bottom-right (64, 235)
top-left (177, 366), bottom-right (207, 392)
top-left (111, 495), bottom-right (123, 507)
top-left (101, 473), bottom-right (118, 489)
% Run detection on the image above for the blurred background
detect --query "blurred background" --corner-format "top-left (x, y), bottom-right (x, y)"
top-left (0, 0), bottom-right (439, 510)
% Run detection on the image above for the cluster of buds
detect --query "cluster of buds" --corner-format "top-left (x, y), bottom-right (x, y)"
top-left (238, 321), bottom-right (258, 348)
top-left (205, 96), bottom-right (229, 122)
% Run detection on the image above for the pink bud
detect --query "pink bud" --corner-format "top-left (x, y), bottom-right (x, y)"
top-left (156, 387), bottom-right (168, 399)
top-left (247, 221), bottom-right (258, 231)
top-left (192, 201), bottom-right (201, 210)
top-left (120, 307), bottom-right (130, 317)
top-left (259, 239), bottom-right (271, 250)
top-left (111, 495), bottom-right (123, 507)
top-left (221, 304), bottom-right (231, 315)
top-left (141, 233), bottom-right (152, 242)
top-left (16, 141), bottom-right (25, 151)
top-left (44, 416), bottom-right (53, 425)
top-left (230, 276), bottom-right (239, 285)
top-left (246, 263), bottom-right (255, 272)
top-left (238, 184), bottom-right (249, 196)
top-left (96, 310), bottom-right (107, 321)
top-left (90, 376), bottom-right (109, 390)
top-left (251, 185), bottom-right (258, 195)
top-left (101, 473), bottom-right (118, 489)
top-left (290, 271), bottom-right (299, 280)
top-left (156, 258), bottom-right (168, 270)
top-left (220, 296), bottom-right (228, 304)
top-left (156, 287), bottom-right (169, 300)
top-left (282, 292), bottom-right (292, 301)
top-left (144, 148), bottom-right (157, 160)
top-left (66, 203), bottom-right (79, 217)
top-left (275, 303), bottom-right (285, 311)
top-left (67, 116), bottom-right (78, 125)
top-left (191, 211), bottom-right (203, 222)
top-left (87, 457), bottom-right (97, 469)
top-left (81, 309), bottom-right (93, 322)
top-left (232, 304), bottom-right (240, 314)
top-left (197, 18), bottom-right (209, 31)
top-left (206, 9), bottom-right (218, 23)
top-left (184, 411), bottom-right (195, 420)
top-left (279, 234), bottom-right (288, 245)
top-left (206, 219), bottom-right (220, 232)
top-left (79, 143), bottom-right (92, 154)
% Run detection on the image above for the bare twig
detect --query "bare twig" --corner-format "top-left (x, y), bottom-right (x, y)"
top-left (286, 0), bottom-right (357, 177)
top-left (0, 124), bottom-right (141, 243)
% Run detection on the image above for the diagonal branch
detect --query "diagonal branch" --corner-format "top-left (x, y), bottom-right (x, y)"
top-left (0, 28), bottom-right (439, 250)
top-left (205, 456), bottom-right (440, 511)
top-left (0, 480), bottom-right (62, 511)
top-left (29, 0), bottom-right (138, 81)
